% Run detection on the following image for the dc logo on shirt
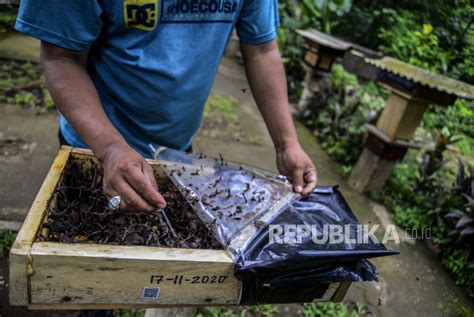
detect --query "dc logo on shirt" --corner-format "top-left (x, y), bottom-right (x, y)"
top-left (124, 0), bottom-right (158, 30)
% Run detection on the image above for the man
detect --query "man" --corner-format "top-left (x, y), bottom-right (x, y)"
top-left (16, 0), bottom-right (317, 213)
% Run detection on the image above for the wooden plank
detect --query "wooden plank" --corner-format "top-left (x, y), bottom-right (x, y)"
top-left (29, 242), bottom-right (240, 308)
top-left (9, 146), bottom-right (72, 306)
top-left (8, 252), bottom-right (30, 306)
top-left (331, 282), bottom-right (351, 302)
top-left (376, 92), bottom-right (409, 140)
top-left (29, 303), bottom-right (231, 310)
top-left (304, 51), bottom-right (319, 67)
top-left (365, 124), bottom-right (422, 150)
top-left (393, 100), bottom-right (428, 140)
top-left (70, 147), bottom-right (168, 179)
top-left (30, 242), bottom-right (232, 262)
top-left (348, 148), bottom-right (397, 193)
top-left (376, 92), bottom-right (429, 141)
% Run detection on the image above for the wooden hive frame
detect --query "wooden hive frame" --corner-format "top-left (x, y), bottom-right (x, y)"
top-left (9, 146), bottom-right (350, 310)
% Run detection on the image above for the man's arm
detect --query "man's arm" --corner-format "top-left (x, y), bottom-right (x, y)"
top-left (41, 42), bottom-right (166, 212)
top-left (240, 39), bottom-right (317, 195)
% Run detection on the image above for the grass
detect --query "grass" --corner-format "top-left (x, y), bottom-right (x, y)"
top-left (203, 93), bottom-right (238, 121)
top-left (0, 229), bottom-right (16, 257)
top-left (199, 93), bottom-right (260, 144)
top-left (115, 302), bottom-right (368, 317)
top-left (197, 305), bottom-right (278, 317)
top-left (0, 9), bottom-right (17, 33)
top-left (0, 58), bottom-right (56, 113)
top-left (196, 303), bottom-right (367, 317)
top-left (302, 302), bottom-right (368, 317)
top-left (114, 309), bottom-right (145, 317)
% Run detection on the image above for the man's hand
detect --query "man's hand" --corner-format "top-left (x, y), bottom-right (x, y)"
top-left (41, 42), bottom-right (166, 213)
top-left (276, 143), bottom-right (317, 196)
top-left (100, 144), bottom-right (166, 213)
top-left (240, 40), bottom-right (318, 195)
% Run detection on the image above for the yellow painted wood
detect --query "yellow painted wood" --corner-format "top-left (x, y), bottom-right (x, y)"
top-left (29, 242), bottom-right (240, 307)
top-left (331, 282), bottom-right (351, 302)
top-left (348, 148), bottom-right (397, 193)
top-left (304, 51), bottom-right (319, 67)
top-left (10, 147), bottom-right (350, 309)
top-left (9, 146), bottom-right (72, 306)
top-left (376, 92), bottom-right (429, 141)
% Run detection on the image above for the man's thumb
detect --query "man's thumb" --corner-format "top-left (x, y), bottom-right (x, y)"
top-left (292, 167), bottom-right (304, 193)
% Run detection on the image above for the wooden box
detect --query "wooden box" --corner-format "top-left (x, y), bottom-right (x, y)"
top-left (9, 147), bottom-right (350, 310)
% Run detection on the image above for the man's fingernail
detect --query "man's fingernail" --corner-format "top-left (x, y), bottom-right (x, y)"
top-left (295, 186), bottom-right (303, 193)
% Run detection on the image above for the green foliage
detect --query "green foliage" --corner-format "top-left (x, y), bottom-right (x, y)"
top-left (198, 303), bottom-right (366, 317)
top-left (277, 1), bottom-right (307, 101)
top-left (303, 302), bottom-right (367, 317)
top-left (278, 0), bottom-right (474, 295)
top-left (0, 58), bottom-right (56, 113)
top-left (442, 250), bottom-right (474, 289)
top-left (197, 305), bottom-right (278, 317)
top-left (297, 0), bottom-right (353, 34)
top-left (382, 145), bottom-right (474, 294)
top-left (197, 307), bottom-right (240, 317)
top-left (299, 0), bottom-right (322, 29)
top-left (12, 91), bottom-right (35, 107)
top-left (0, 9), bottom-right (17, 33)
top-left (301, 64), bottom-right (386, 172)
top-left (335, 0), bottom-right (474, 83)
top-left (422, 99), bottom-right (474, 156)
top-left (0, 230), bottom-right (16, 257)
top-left (245, 305), bottom-right (279, 317)
top-left (277, 0), bottom-right (354, 101)
top-left (378, 15), bottom-right (451, 73)
top-left (313, 0), bottom-right (352, 34)
top-left (442, 160), bottom-right (474, 293)
top-left (113, 309), bottom-right (145, 317)
top-left (451, 29), bottom-right (474, 81)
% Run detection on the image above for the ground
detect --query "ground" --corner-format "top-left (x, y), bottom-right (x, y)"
top-left (0, 32), bottom-right (473, 316)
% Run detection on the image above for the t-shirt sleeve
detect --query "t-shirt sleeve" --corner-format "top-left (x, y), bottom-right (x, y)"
top-left (15, 0), bottom-right (104, 51)
top-left (236, 0), bottom-right (280, 45)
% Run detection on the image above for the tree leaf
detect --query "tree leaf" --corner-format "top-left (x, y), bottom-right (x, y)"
top-left (448, 228), bottom-right (461, 237)
top-left (456, 215), bottom-right (473, 229)
top-left (444, 210), bottom-right (464, 220)
top-left (460, 227), bottom-right (474, 236)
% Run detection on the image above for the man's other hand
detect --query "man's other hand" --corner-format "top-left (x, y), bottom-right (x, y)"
top-left (276, 143), bottom-right (318, 196)
top-left (99, 144), bottom-right (166, 213)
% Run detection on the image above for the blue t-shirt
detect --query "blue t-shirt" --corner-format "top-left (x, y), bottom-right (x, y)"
top-left (15, 0), bottom-right (279, 157)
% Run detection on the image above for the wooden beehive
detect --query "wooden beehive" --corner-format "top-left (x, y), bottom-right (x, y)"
top-left (9, 146), bottom-right (350, 310)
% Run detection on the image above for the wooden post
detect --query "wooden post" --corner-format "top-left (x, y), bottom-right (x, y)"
top-left (376, 91), bottom-right (429, 141)
top-left (349, 89), bottom-right (430, 193)
top-left (349, 55), bottom-right (474, 192)
top-left (348, 125), bottom-right (412, 193)
top-left (297, 70), bottom-right (320, 112)
top-left (295, 29), bottom-right (350, 113)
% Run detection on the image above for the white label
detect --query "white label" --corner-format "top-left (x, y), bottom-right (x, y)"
top-left (142, 287), bottom-right (160, 299)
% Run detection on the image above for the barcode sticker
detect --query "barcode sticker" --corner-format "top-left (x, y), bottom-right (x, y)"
top-left (142, 287), bottom-right (160, 299)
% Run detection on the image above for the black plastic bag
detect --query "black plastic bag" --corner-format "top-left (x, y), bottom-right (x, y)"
top-left (235, 186), bottom-right (398, 304)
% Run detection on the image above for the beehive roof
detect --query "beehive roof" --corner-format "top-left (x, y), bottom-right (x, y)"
top-left (296, 29), bottom-right (351, 51)
top-left (367, 57), bottom-right (474, 100)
